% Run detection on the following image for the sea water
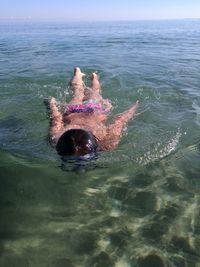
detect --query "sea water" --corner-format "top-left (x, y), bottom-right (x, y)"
top-left (0, 20), bottom-right (200, 267)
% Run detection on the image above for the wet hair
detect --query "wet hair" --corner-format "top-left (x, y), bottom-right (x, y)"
top-left (56, 129), bottom-right (98, 158)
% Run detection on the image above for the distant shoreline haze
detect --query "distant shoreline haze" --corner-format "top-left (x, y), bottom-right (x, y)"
top-left (0, 18), bottom-right (200, 23)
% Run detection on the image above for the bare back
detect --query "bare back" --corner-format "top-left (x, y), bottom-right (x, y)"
top-left (46, 67), bottom-right (139, 152)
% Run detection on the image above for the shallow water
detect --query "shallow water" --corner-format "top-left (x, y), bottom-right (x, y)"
top-left (1, 20), bottom-right (200, 267)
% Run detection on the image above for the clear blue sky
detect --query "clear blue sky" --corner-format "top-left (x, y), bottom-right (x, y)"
top-left (1, 0), bottom-right (200, 21)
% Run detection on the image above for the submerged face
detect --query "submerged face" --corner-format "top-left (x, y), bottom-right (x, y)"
top-left (56, 129), bottom-right (98, 158)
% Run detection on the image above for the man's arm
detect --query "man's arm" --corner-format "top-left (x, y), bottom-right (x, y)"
top-left (101, 101), bottom-right (139, 151)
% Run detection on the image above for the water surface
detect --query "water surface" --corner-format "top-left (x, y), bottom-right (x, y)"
top-left (1, 20), bottom-right (200, 267)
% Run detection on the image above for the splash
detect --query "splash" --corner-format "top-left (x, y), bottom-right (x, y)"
top-left (136, 129), bottom-right (182, 165)
top-left (192, 100), bottom-right (200, 126)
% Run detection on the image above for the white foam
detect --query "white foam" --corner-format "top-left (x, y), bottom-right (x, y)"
top-left (136, 128), bottom-right (182, 165)
top-left (192, 101), bottom-right (200, 126)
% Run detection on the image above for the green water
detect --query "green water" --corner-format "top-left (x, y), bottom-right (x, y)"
top-left (1, 20), bottom-right (200, 266)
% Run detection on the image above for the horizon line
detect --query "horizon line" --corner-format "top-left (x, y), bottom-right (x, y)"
top-left (0, 17), bottom-right (200, 23)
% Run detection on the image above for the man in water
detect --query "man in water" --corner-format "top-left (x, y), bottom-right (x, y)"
top-left (46, 67), bottom-right (139, 160)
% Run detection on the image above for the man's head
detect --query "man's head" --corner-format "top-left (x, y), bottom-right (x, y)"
top-left (56, 129), bottom-right (98, 159)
